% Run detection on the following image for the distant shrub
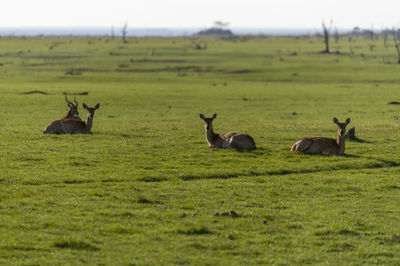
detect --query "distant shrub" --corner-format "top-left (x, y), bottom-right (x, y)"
top-left (53, 240), bottom-right (99, 251)
top-left (196, 27), bottom-right (233, 36)
top-left (178, 225), bottom-right (212, 235)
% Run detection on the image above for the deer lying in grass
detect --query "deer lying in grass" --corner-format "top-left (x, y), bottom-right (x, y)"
top-left (42, 96), bottom-right (81, 134)
top-left (59, 103), bottom-right (100, 134)
top-left (199, 113), bottom-right (256, 150)
top-left (291, 117), bottom-right (351, 155)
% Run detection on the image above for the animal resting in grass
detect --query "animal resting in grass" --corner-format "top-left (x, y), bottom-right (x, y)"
top-left (199, 113), bottom-right (256, 150)
top-left (291, 117), bottom-right (351, 155)
top-left (43, 102), bottom-right (100, 134)
top-left (42, 96), bottom-right (82, 134)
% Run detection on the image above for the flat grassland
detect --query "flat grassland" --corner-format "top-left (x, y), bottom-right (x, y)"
top-left (1, 35), bottom-right (400, 264)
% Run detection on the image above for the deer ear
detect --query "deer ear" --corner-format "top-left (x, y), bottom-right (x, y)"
top-left (199, 114), bottom-right (205, 120)
top-left (333, 117), bottom-right (339, 124)
top-left (345, 118), bottom-right (351, 124)
top-left (212, 113), bottom-right (217, 119)
top-left (82, 103), bottom-right (88, 110)
top-left (95, 103), bottom-right (100, 109)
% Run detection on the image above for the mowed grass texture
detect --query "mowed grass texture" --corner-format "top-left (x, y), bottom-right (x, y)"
top-left (1, 35), bottom-right (400, 264)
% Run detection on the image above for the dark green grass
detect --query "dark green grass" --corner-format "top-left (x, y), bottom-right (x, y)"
top-left (1, 35), bottom-right (400, 264)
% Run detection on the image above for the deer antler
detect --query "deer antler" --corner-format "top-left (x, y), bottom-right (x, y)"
top-left (65, 95), bottom-right (74, 107)
top-left (73, 97), bottom-right (78, 107)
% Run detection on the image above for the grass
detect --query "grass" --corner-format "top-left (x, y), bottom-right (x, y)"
top-left (1, 35), bottom-right (400, 264)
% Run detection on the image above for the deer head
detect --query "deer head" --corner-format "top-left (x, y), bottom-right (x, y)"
top-left (82, 103), bottom-right (100, 119)
top-left (333, 117), bottom-right (350, 137)
top-left (200, 113), bottom-right (217, 131)
top-left (64, 96), bottom-right (80, 119)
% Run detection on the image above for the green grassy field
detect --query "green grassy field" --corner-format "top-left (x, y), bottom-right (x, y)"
top-left (1, 34), bottom-right (400, 264)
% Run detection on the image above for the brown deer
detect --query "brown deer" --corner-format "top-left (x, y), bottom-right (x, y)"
top-left (42, 96), bottom-right (82, 134)
top-left (61, 103), bottom-right (100, 134)
top-left (291, 117), bottom-right (351, 155)
top-left (199, 113), bottom-right (256, 150)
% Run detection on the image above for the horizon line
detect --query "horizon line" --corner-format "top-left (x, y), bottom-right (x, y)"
top-left (0, 26), bottom-right (390, 37)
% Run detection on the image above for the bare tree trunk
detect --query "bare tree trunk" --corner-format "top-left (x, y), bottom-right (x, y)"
top-left (334, 28), bottom-right (339, 43)
top-left (395, 43), bottom-right (400, 64)
top-left (111, 26), bottom-right (115, 40)
top-left (348, 35), bottom-right (354, 55)
top-left (383, 28), bottom-right (389, 48)
top-left (122, 22), bottom-right (128, 43)
top-left (322, 22), bottom-right (330, 53)
top-left (393, 29), bottom-right (400, 64)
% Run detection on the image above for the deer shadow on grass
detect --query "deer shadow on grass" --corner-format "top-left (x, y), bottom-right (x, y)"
top-left (230, 146), bottom-right (268, 154)
top-left (342, 154), bottom-right (400, 168)
top-left (348, 137), bottom-right (372, 144)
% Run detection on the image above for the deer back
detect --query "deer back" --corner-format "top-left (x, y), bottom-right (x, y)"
top-left (43, 120), bottom-right (66, 134)
top-left (61, 119), bottom-right (88, 134)
top-left (228, 133), bottom-right (256, 150)
top-left (299, 137), bottom-right (340, 155)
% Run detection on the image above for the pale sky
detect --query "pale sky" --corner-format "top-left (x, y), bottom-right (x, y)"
top-left (2, 0), bottom-right (400, 29)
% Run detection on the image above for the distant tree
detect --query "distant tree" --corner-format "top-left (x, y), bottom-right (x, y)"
top-left (392, 28), bottom-right (400, 64)
top-left (196, 21), bottom-right (233, 36)
top-left (122, 22), bottom-right (128, 43)
top-left (365, 29), bottom-right (374, 41)
top-left (111, 26), bottom-right (115, 40)
top-left (363, 28), bottom-right (376, 53)
top-left (322, 21), bottom-right (330, 53)
top-left (383, 28), bottom-right (389, 48)
top-left (348, 35), bottom-right (354, 55)
top-left (333, 28), bottom-right (340, 43)
top-left (196, 28), bottom-right (233, 36)
top-left (352, 27), bottom-right (361, 35)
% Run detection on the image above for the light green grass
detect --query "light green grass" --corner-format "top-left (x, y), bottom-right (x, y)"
top-left (1, 35), bottom-right (400, 264)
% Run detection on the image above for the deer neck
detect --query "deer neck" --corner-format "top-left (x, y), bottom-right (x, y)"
top-left (336, 134), bottom-right (346, 155)
top-left (61, 109), bottom-right (73, 120)
top-left (205, 126), bottom-right (220, 146)
top-left (85, 113), bottom-right (94, 132)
